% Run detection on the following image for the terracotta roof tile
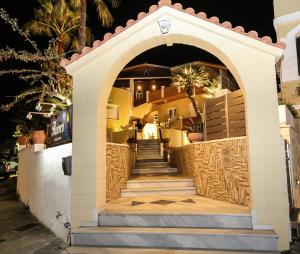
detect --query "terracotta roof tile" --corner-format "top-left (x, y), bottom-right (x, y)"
top-left (61, 0), bottom-right (285, 68)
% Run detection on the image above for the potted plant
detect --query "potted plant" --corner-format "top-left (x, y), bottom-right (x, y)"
top-left (127, 137), bottom-right (137, 151)
top-left (13, 124), bottom-right (30, 146)
top-left (161, 138), bottom-right (170, 149)
top-left (30, 115), bottom-right (48, 145)
top-left (185, 118), bottom-right (204, 143)
top-left (172, 64), bottom-right (211, 141)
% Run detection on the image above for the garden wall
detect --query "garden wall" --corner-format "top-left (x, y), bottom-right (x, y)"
top-left (17, 143), bottom-right (72, 242)
top-left (170, 137), bottom-right (250, 206)
top-left (106, 143), bottom-right (134, 201)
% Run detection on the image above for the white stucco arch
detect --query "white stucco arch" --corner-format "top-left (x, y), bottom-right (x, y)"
top-left (66, 6), bottom-right (290, 250)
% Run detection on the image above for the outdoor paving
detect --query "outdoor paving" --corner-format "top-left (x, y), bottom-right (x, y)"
top-left (0, 176), bottom-right (67, 254)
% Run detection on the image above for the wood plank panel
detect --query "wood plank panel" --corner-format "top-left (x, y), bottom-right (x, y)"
top-left (228, 104), bottom-right (244, 114)
top-left (206, 103), bottom-right (225, 114)
top-left (205, 96), bottom-right (225, 107)
top-left (228, 112), bottom-right (245, 122)
top-left (229, 128), bottom-right (246, 137)
top-left (227, 89), bottom-right (243, 100)
top-left (206, 110), bottom-right (225, 121)
top-left (207, 131), bottom-right (227, 140)
top-left (206, 117), bottom-right (226, 127)
top-left (229, 121), bottom-right (246, 129)
top-left (228, 96), bottom-right (244, 107)
top-left (207, 124), bottom-right (227, 134)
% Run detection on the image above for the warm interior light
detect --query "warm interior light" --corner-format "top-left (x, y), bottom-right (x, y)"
top-left (137, 85), bottom-right (142, 91)
top-left (152, 85), bottom-right (156, 90)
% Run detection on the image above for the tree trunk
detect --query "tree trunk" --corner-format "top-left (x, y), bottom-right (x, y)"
top-left (186, 86), bottom-right (202, 123)
top-left (79, 0), bottom-right (87, 50)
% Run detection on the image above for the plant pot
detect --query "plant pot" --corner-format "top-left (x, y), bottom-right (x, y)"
top-left (188, 132), bottom-right (204, 143)
top-left (17, 135), bottom-right (28, 146)
top-left (128, 143), bottom-right (137, 151)
top-left (32, 130), bottom-right (46, 144)
top-left (163, 142), bottom-right (169, 149)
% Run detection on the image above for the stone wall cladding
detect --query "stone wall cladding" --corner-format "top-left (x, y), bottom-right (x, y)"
top-left (106, 144), bottom-right (134, 202)
top-left (170, 137), bottom-right (250, 206)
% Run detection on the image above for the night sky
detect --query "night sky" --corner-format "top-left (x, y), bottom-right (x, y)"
top-left (0, 0), bottom-right (276, 144)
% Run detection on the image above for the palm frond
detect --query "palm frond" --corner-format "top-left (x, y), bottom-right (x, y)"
top-left (93, 0), bottom-right (114, 27)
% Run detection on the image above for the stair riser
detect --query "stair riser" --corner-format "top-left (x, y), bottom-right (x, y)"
top-left (98, 214), bottom-right (253, 229)
top-left (127, 181), bottom-right (194, 188)
top-left (121, 188), bottom-right (196, 197)
top-left (137, 157), bottom-right (163, 160)
top-left (135, 163), bottom-right (169, 168)
top-left (136, 159), bottom-right (165, 163)
top-left (132, 169), bottom-right (178, 174)
top-left (72, 233), bottom-right (277, 251)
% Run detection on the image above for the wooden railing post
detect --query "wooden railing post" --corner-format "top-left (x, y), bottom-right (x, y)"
top-left (225, 93), bottom-right (229, 138)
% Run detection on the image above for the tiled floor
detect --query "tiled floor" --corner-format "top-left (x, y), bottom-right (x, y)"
top-left (103, 195), bottom-right (250, 215)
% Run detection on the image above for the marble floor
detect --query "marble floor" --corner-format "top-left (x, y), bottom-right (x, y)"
top-left (103, 195), bottom-right (250, 215)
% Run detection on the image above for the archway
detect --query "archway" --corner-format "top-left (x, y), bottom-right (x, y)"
top-left (64, 3), bottom-right (290, 250)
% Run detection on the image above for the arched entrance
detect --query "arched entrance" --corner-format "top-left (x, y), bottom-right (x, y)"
top-left (64, 2), bottom-right (290, 250)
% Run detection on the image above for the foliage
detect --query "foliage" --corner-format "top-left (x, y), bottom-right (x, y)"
top-left (172, 64), bottom-right (211, 130)
top-left (172, 64), bottom-right (210, 93)
top-left (77, 0), bottom-right (121, 49)
top-left (161, 137), bottom-right (170, 144)
top-left (0, 8), bottom-right (72, 113)
top-left (185, 118), bottom-right (203, 133)
top-left (86, 0), bottom-right (121, 28)
top-left (25, 0), bottom-right (93, 53)
top-left (204, 77), bottom-right (222, 98)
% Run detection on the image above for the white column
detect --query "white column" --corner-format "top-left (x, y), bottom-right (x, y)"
top-left (161, 86), bottom-right (165, 98)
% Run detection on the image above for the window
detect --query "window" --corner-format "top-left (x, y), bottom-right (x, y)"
top-left (136, 90), bottom-right (143, 100)
top-left (168, 107), bottom-right (176, 122)
top-left (297, 36), bottom-right (300, 75)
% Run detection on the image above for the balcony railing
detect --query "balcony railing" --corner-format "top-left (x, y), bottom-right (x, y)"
top-left (147, 86), bottom-right (204, 104)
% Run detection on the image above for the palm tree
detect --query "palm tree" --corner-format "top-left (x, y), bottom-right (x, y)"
top-left (75, 0), bottom-right (121, 49)
top-left (25, 0), bottom-right (90, 54)
top-left (172, 64), bottom-right (211, 126)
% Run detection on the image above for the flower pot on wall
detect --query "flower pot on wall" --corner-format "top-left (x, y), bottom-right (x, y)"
top-left (32, 130), bottom-right (46, 144)
top-left (188, 132), bottom-right (204, 143)
top-left (17, 135), bottom-right (28, 146)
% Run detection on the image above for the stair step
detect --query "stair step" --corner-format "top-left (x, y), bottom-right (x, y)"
top-left (132, 167), bottom-right (178, 174)
top-left (136, 159), bottom-right (165, 163)
top-left (127, 178), bottom-right (194, 188)
top-left (72, 227), bottom-right (278, 251)
top-left (121, 186), bottom-right (196, 197)
top-left (135, 162), bottom-right (169, 168)
top-left (98, 212), bottom-right (252, 229)
top-left (136, 156), bottom-right (163, 160)
top-left (65, 246), bottom-right (280, 254)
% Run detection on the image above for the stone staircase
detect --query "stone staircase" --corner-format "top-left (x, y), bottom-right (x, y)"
top-left (67, 139), bottom-right (280, 253)
top-left (122, 139), bottom-right (196, 197)
top-left (71, 211), bottom-right (279, 253)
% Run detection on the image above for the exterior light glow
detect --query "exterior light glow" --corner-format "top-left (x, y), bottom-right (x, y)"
top-left (137, 85), bottom-right (142, 91)
top-left (35, 103), bottom-right (42, 112)
top-left (152, 85), bottom-right (156, 90)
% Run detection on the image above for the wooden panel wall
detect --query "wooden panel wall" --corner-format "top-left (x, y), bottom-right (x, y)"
top-left (170, 137), bottom-right (250, 206)
top-left (106, 144), bottom-right (134, 202)
top-left (204, 90), bottom-right (246, 141)
top-left (227, 90), bottom-right (246, 137)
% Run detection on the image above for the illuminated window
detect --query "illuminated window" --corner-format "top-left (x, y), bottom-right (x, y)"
top-left (136, 90), bottom-right (143, 100)
top-left (168, 107), bottom-right (176, 121)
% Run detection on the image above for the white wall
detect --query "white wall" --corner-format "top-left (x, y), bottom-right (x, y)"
top-left (17, 143), bottom-right (72, 242)
top-left (280, 24), bottom-right (300, 83)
